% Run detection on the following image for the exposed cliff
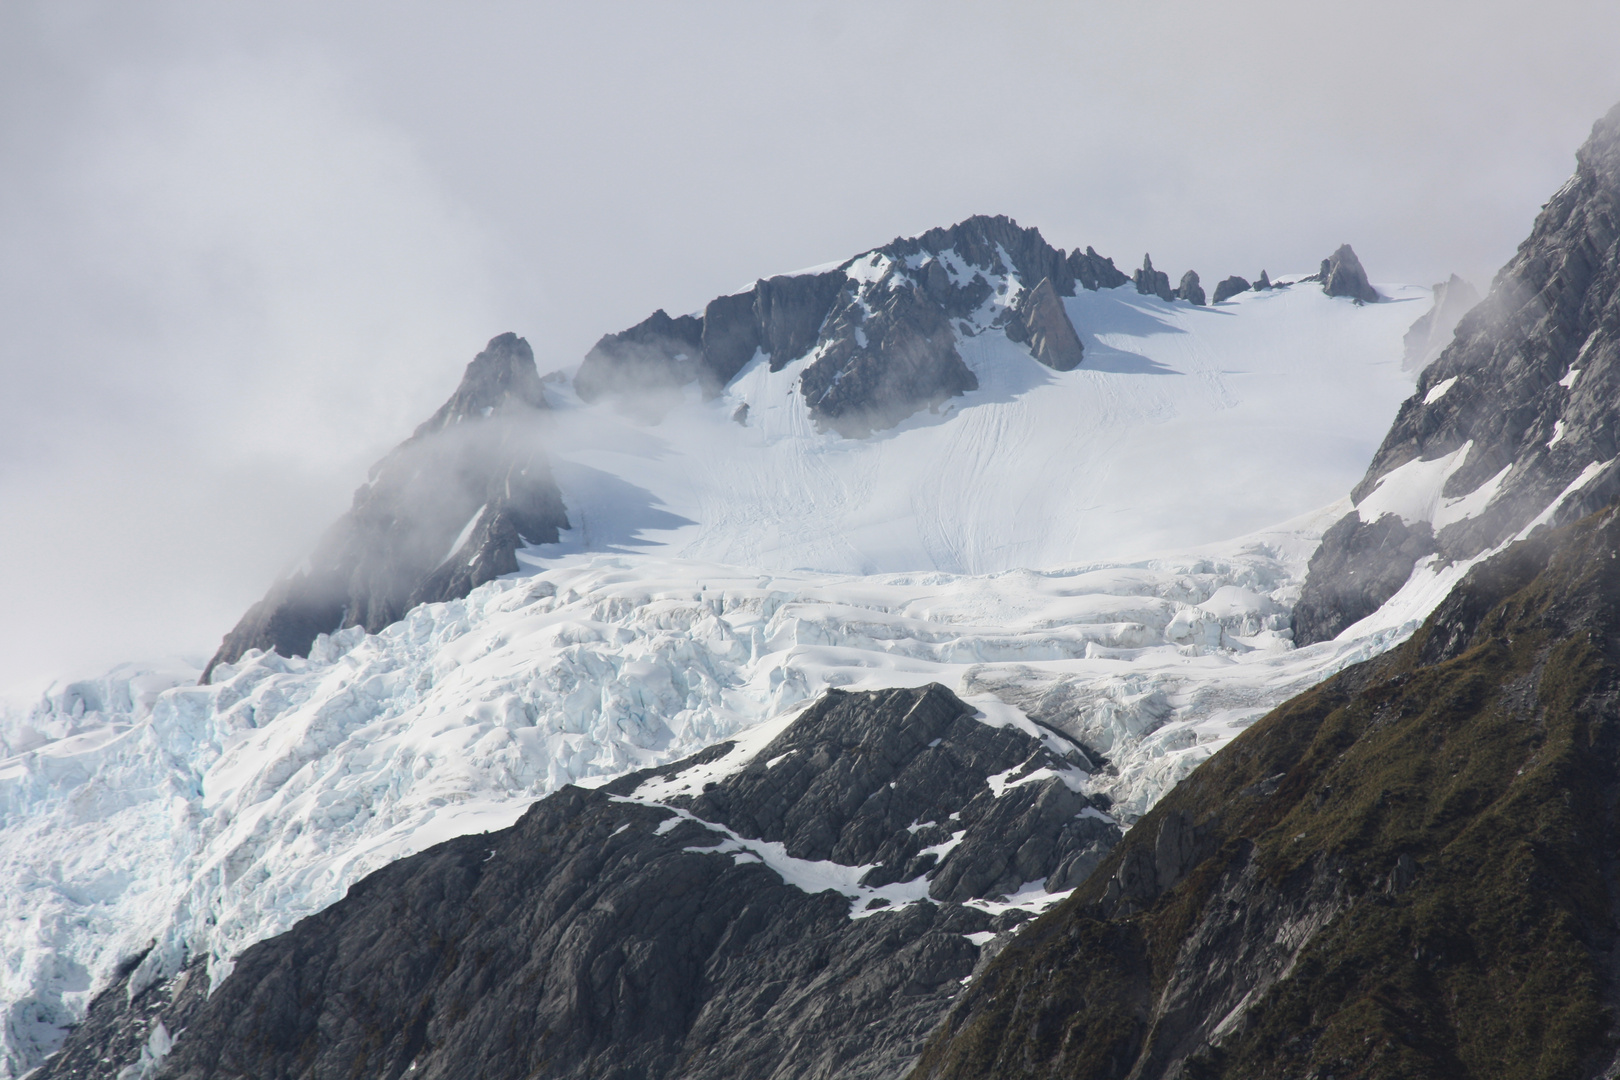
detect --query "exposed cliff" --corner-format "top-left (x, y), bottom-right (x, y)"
top-left (1295, 104), bottom-right (1620, 645)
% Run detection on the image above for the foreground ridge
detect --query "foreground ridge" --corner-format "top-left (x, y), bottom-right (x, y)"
top-left (911, 499), bottom-right (1620, 1079)
top-left (43, 685), bottom-right (1116, 1080)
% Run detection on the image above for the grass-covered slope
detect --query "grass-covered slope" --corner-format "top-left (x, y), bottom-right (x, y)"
top-left (911, 500), bottom-right (1620, 1080)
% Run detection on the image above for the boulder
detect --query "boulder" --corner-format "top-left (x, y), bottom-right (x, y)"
top-left (1134, 254), bottom-right (1174, 301)
top-left (1175, 270), bottom-right (1207, 306)
top-left (1212, 275), bottom-right (1251, 303)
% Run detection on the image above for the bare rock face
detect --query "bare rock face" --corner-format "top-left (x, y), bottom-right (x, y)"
top-left (1015, 277), bottom-right (1086, 370)
top-left (1402, 273), bottom-right (1481, 371)
top-left (54, 685), bottom-right (1117, 1080)
top-left (799, 280), bottom-right (979, 437)
top-left (1133, 253), bottom-right (1175, 301)
top-left (1254, 269), bottom-right (1273, 290)
top-left (1175, 270), bottom-right (1207, 306)
top-left (1212, 275), bottom-right (1251, 303)
top-left (1294, 103), bottom-right (1620, 645)
top-left (1318, 243), bottom-right (1381, 303)
top-left (202, 334), bottom-right (569, 679)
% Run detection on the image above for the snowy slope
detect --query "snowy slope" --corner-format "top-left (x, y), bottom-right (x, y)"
top-left (0, 275), bottom-right (1431, 1077)
top-left (545, 278), bottom-right (1427, 574)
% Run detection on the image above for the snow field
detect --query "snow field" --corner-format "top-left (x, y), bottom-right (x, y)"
top-left (540, 277), bottom-right (1427, 577)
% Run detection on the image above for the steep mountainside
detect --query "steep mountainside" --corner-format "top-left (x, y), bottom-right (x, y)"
top-left (203, 334), bottom-right (569, 676)
top-left (1294, 104), bottom-right (1620, 645)
top-left (911, 497), bottom-right (1620, 1080)
top-left (45, 686), bottom-right (1116, 1080)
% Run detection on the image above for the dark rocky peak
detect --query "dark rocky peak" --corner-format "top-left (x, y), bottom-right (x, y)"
top-left (412, 331), bottom-right (548, 436)
top-left (1211, 274), bottom-right (1251, 303)
top-left (1068, 244), bottom-right (1132, 291)
top-left (203, 334), bottom-right (569, 680)
top-left (1318, 242), bottom-right (1380, 302)
top-left (883, 214), bottom-right (1075, 296)
top-left (1294, 103), bottom-right (1620, 646)
top-left (912, 498), bottom-right (1620, 1080)
top-left (1133, 253), bottom-right (1175, 301)
top-left (1402, 272), bottom-right (1481, 371)
top-left (1254, 268), bottom-right (1273, 289)
top-left (71, 684), bottom-right (1119, 1080)
top-left (1175, 269), bottom-right (1207, 306)
top-left (575, 214), bottom-right (1126, 436)
top-left (574, 307), bottom-right (704, 403)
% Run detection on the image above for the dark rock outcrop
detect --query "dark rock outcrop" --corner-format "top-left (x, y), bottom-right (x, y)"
top-left (575, 308), bottom-right (705, 402)
top-left (1318, 243), bottom-right (1380, 303)
top-left (1133, 254), bottom-right (1174, 301)
top-left (1175, 270), bottom-right (1206, 306)
top-left (1254, 269), bottom-right (1272, 290)
top-left (1402, 273), bottom-right (1481, 371)
top-left (580, 215), bottom-right (1128, 434)
top-left (203, 334), bottom-right (569, 679)
top-left (1011, 277), bottom-right (1086, 371)
top-left (1290, 511), bottom-right (1436, 645)
top-left (1295, 104), bottom-right (1620, 645)
top-left (799, 280), bottom-right (980, 437)
top-left (1211, 275), bottom-right (1250, 303)
top-left (52, 685), bottom-right (1116, 1080)
top-left (911, 498), bottom-right (1620, 1080)
top-left (30, 954), bottom-right (208, 1080)
top-left (1067, 245), bottom-right (1131, 291)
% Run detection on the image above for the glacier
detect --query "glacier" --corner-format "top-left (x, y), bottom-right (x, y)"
top-left (0, 274), bottom-right (1434, 1077)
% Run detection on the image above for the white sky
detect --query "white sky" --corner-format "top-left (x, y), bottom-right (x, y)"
top-left (3, 0), bottom-right (1619, 695)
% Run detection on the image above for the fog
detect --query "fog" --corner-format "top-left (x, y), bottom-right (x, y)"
top-left (2, 0), bottom-right (1618, 696)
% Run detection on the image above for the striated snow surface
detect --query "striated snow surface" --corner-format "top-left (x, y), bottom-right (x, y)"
top-left (543, 277), bottom-right (1429, 575)
top-left (0, 275), bottom-right (1432, 1076)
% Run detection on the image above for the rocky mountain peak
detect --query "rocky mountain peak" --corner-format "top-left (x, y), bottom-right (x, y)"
top-left (202, 333), bottom-right (568, 679)
top-left (1318, 242), bottom-right (1380, 303)
top-left (575, 214), bottom-right (1125, 436)
top-left (413, 332), bottom-right (548, 437)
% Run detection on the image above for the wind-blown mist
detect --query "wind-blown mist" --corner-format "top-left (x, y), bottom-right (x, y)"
top-left (2, 0), bottom-right (1619, 695)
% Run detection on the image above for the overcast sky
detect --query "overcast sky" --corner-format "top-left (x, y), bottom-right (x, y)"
top-left (3, 0), bottom-right (1618, 696)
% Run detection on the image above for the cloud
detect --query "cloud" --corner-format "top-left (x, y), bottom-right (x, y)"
top-left (0, 16), bottom-right (502, 694)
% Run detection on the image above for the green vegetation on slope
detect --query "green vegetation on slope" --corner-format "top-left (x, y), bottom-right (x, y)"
top-left (912, 506), bottom-right (1620, 1080)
